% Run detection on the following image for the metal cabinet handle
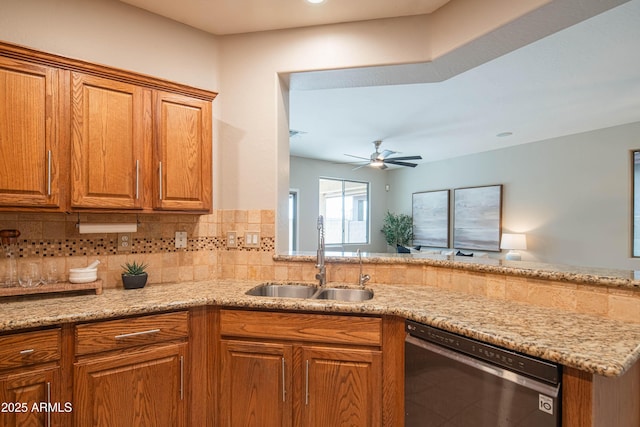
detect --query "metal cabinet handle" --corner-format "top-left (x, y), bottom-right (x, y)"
top-left (47, 150), bottom-right (52, 196)
top-left (180, 355), bottom-right (184, 401)
top-left (158, 162), bottom-right (163, 200)
top-left (114, 328), bottom-right (160, 340)
top-left (281, 357), bottom-right (286, 402)
top-left (46, 382), bottom-right (51, 427)
top-left (305, 360), bottom-right (309, 405)
top-left (19, 349), bottom-right (35, 355)
top-left (135, 159), bottom-right (140, 200)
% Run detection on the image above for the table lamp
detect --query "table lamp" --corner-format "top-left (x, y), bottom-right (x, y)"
top-left (500, 233), bottom-right (527, 260)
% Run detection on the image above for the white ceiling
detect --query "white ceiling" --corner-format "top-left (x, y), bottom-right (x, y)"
top-left (118, 0), bottom-right (640, 168)
top-left (290, 0), bottom-right (640, 166)
top-left (119, 0), bottom-right (451, 35)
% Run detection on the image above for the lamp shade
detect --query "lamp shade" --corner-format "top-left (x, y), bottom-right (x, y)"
top-left (500, 233), bottom-right (527, 250)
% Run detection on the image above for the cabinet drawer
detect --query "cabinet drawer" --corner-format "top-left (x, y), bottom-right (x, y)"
top-left (0, 328), bottom-right (61, 370)
top-left (75, 311), bottom-right (188, 356)
top-left (220, 310), bottom-right (381, 346)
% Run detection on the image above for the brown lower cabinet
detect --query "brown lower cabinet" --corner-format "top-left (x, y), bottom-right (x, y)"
top-left (218, 309), bottom-right (385, 427)
top-left (74, 344), bottom-right (187, 426)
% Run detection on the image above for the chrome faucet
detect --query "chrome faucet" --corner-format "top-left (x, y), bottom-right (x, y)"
top-left (357, 249), bottom-right (370, 288)
top-left (315, 215), bottom-right (326, 286)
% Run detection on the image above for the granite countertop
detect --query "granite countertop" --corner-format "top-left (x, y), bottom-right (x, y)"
top-left (1, 280), bottom-right (640, 378)
top-left (276, 251), bottom-right (640, 289)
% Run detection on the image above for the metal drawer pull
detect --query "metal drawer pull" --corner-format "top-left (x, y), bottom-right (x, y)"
top-left (281, 357), bottom-right (286, 402)
top-left (158, 162), bottom-right (163, 200)
top-left (305, 360), bottom-right (309, 405)
top-left (114, 328), bottom-right (161, 340)
top-left (180, 355), bottom-right (184, 401)
top-left (47, 150), bottom-right (52, 196)
top-left (19, 349), bottom-right (35, 355)
top-left (135, 159), bottom-right (140, 200)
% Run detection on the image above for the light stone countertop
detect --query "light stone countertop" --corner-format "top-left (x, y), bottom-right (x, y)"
top-left (1, 279), bottom-right (639, 378)
top-left (277, 251), bottom-right (640, 289)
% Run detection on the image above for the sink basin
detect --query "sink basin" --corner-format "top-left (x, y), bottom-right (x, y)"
top-left (314, 288), bottom-right (374, 302)
top-left (246, 283), bottom-right (318, 298)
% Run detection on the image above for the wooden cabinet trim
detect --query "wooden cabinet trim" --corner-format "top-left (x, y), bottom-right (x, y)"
top-left (75, 311), bottom-right (189, 356)
top-left (0, 41), bottom-right (217, 101)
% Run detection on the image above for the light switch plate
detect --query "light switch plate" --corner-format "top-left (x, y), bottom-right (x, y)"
top-left (175, 231), bottom-right (187, 249)
top-left (244, 231), bottom-right (260, 248)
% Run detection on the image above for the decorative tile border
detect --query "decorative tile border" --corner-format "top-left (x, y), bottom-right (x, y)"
top-left (7, 236), bottom-right (275, 258)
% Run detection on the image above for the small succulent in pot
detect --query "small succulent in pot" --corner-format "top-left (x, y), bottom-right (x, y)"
top-left (121, 261), bottom-right (148, 289)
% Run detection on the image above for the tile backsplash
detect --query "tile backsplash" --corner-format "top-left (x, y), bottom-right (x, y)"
top-left (0, 210), bottom-right (275, 289)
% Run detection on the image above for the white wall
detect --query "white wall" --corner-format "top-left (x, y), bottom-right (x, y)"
top-left (290, 156), bottom-right (389, 253)
top-left (387, 122), bottom-right (640, 270)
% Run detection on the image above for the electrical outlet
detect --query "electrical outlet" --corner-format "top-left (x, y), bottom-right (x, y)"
top-left (244, 231), bottom-right (260, 248)
top-left (175, 231), bottom-right (187, 249)
top-left (227, 231), bottom-right (237, 248)
top-left (117, 233), bottom-right (132, 252)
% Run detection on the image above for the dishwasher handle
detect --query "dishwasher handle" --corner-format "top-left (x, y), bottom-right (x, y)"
top-left (406, 334), bottom-right (560, 398)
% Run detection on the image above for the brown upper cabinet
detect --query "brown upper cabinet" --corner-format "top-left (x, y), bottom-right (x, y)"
top-left (154, 91), bottom-right (212, 211)
top-left (0, 41), bottom-right (216, 213)
top-left (0, 56), bottom-right (62, 209)
top-left (70, 72), bottom-right (151, 210)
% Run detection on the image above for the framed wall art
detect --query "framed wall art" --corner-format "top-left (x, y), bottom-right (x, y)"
top-left (453, 185), bottom-right (502, 251)
top-left (412, 190), bottom-right (450, 248)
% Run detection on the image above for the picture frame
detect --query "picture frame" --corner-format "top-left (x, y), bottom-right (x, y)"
top-left (412, 190), bottom-right (450, 248)
top-left (453, 185), bottom-right (502, 251)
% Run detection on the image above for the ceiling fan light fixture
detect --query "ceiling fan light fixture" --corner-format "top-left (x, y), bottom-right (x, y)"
top-left (306, 0), bottom-right (325, 3)
top-left (370, 160), bottom-right (384, 168)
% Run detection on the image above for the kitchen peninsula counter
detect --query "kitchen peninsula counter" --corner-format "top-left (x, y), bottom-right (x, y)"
top-left (1, 279), bottom-right (639, 378)
top-left (276, 251), bottom-right (640, 290)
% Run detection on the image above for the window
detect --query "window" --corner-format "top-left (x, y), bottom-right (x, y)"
top-left (319, 178), bottom-right (369, 245)
top-left (289, 191), bottom-right (298, 251)
top-left (634, 151), bottom-right (640, 256)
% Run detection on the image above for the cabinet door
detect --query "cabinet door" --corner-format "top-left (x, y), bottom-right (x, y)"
top-left (220, 340), bottom-right (292, 427)
top-left (153, 91), bottom-right (212, 212)
top-left (0, 366), bottom-right (61, 427)
top-left (296, 346), bottom-right (382, 427)
top-left (0, 57), bottom-right (60, 208)
top-left (74, 344), bottom-right (186, 427)
top-left (70, 72), bottom-right (151, 209)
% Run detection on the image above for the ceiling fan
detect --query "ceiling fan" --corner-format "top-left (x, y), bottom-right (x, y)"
top-left (345, 140), bottom-right (422, 170)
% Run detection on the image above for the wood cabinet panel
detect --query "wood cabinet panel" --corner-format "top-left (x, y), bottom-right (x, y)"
top-left (75, 311), bottom-right (188, 356)
top-left (154, 91), bottom-right (212, 212)
top-left (0, 367), bottom-right (61, 427)
top-left (220, 340), bottom-right (293, 427)
top-left (70, 72), bottom-right (151, 209)
top-left (296, 346), bottom-right (382, 427)
top-left (0, 329), bottom-right (61, 370)
top-left (220, 309), bottom-right (382, 346)
top-left (0, 56), bottom-right (60, 208)
top-left (74, 344), bottom-right (186, 427)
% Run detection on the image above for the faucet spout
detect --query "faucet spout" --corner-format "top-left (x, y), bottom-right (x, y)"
top-left (315, 215), bottom-right (326, 286)
top-left (357, 249), bottom-right (370, 288)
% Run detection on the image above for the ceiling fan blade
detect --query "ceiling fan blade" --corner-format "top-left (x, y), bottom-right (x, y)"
top-left (344, 154), bottom-right (370, 160)
top-left (379, 149), bottom-right (396, 159)
top-left (352, 164), bottom-right (369, 170)
top-left (385, 155), bottom-right (423, 161)
top-left (384, 160), bottom-right (418, 168)
top-left (380, 163), bottom-right (388, 170)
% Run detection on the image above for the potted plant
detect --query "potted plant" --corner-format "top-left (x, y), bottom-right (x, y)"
top-left (381, 211), bottom-right (414, 251)
top-left (121, 261), bottom-right (148, 289)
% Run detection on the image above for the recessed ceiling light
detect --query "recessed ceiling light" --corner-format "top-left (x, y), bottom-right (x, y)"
top-left (496, 131), bottom-right (513, 137)
top-left (306, 0), bottom-right (325, 4)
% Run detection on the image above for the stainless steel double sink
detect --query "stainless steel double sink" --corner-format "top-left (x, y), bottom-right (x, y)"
top-left (246, 283), bottom-right (373, 302)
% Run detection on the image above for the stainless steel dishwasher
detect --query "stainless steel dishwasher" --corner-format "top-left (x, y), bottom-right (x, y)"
top-left (405, 320), bottom-right (561, 427)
